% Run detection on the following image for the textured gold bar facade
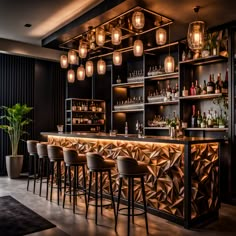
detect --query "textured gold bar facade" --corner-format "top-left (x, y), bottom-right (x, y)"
top-left (48, 136), bottom-right (219, 219)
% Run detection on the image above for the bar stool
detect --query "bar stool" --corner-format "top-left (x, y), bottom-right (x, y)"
top-left (86, 152), bottom-right (116, 226)
top-left (116, 156), bottom-right (149, 236)
top-left (36, 142), bottom-right (49, 197)
top-left (47, 145), bottom-right (64, 205)
top-left (26, 140), bottom-right (39, 194)
top-left (62, 148), bottom-right (87, 214)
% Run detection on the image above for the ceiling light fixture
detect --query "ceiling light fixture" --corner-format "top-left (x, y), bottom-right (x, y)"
top-left (77, 65), bottom-right (85, 80)
top-left (60, 55), bottom-right (68, 68)
top-left (79, 41), bottom-right (88, 58)
top-left (96, 27), bottom-right (106, 47)
top-left (187, 6), bottom-right (205, 55)
top-left (67, 69), bottom-right (75, 83)
top-left (155, 19), bottom-right (167, 45)
top-left (68, 50), bottom-right (78, 64)
top-left (113, 51), bottom-right (122, 66)
top-left (132, 11), bottom-right (145, 30)
top-left (97, 58), bottom-right (106, 75)
top-left (133, 39), bottom-right (143, 56)
top-left (86, 60), bottom-right (94, 77)
top-left (111, 26), bottom-right (122, 45)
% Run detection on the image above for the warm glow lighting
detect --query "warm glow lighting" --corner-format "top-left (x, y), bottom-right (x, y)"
top-left (112, 27), bottom-right (122, 45)
top-left (85, 60), bottom-right (94, 77)
top-left (156, 28), bottom-right (167, 45)
top-left (97, 59), bottom-right (106, 75)
top-left (133, 39), bottom-right (143, 56)
top-left (164, 55), bottom-right (175, 73)
top-left (79, 42), bottom-right (88, 58)
top-left (68, 50), bottom-right (77, 64)
top-left (96, 27), bottom-right (106, 46)
top-left (132, 11), bottom-right (145, 30)
top-left (77, 65), bottom-right (85, 80)
top-left (67, 69), bottom-right (75, 83)
top-left (113, 51), bottom-right (122, 66)
top-left (60, 55), bottom-right (68, 68)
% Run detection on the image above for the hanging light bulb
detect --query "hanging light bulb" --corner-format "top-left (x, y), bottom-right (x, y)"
top-left (187, 6), bottom-right (205, 52)
top-left (68, 50), bottom-right (77, 64)
top-left (132, 11), bottom-right (145, 30)
top-left (86, 60), bottom-right (94, 77)
top-left (97, 59), bottom-right (106, 75)
top-left (112, 27), bottom-right (122, 45)
top-left (67, 69), bottom-right (75, 83)
top-left (164, 56), bottom-right (175, 73)
top-left (164, 25), bottom-right (175, 73)
top-left (113, 51), bottom-right (122, 66)
top-left (156, 28), bottom-right (167, 45)
top-left (60, 55), bottom-right (68, 68)
top-left (133, 39), bottom-right (143, 56)
top-left (79, 42), bottom-right (87, 58)
top-left (77, 65), bottom-right (85, 80)
top-left (96, 27), bottom-right (106, 47)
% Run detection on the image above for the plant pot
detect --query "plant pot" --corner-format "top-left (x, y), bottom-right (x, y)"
top-left (5, 155), bottom-right (23, 179)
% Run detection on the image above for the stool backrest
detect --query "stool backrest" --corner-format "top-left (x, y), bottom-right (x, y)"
top-left (63, 148), bottom-right (79, 165)
top-left (117, 156), bottom-right (138, 175)
top-left (86, 152), bottom-right (104, 170)
top-left (47, 145), bottom-right (63, 161)
top-left (36, 142), bottom-right (48, 157)
top-left (27, 140), bottom-right (39, 155)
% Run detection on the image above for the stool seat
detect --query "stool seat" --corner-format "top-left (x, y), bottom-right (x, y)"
top-left (63, 148), bottom-right (86, 165)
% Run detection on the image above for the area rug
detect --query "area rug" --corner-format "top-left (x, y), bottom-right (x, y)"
top-left (0, 195), bottom-right (55, 236)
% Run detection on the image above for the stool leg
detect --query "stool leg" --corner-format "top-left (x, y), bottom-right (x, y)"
top-left (128, 177), bottom-right (131, 236)
top-left (33, 154), bottom-right (37, 194)
top-left (27, 154), bottom-right (32, 191)
top-left (56, 161), bottom-right (60, 205)
top-left (95, 171), bottom-right (98, 224)
top-left (132, 177), bottom-right (134, 224)
top-left (141, 176), bottom-right (149, 235)
top-left (59, 161), bottom-right (62, 193)
top-left (108, 170), bottom-right (116, 229)
top-left (82, 165), bottom-right (88, 209)
top-left (50, 162), bottom-right (54, 202)
top-left (100, 172), bottom-right (103, 215)
top-left (86, 171), bottom-right (92, 219)
top-left (63, 165), bottom-right (67, 208)
top-left (39, 158), bottom-right (43, 197)
top-left (73, 165), bottom-right (76, 213)
top-left (115, 177), bottom-right (123, 231)
top-left (46, 159), bottom-right (50, 200)
top-left (69, 166), bottom-right (72, 203)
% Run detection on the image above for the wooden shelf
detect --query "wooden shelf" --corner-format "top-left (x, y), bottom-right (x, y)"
top-left (144, 72), bottom-right (178, 81)
top-left (66, 110), bottom-right (104, 113)
top-left (185, 128), bottom-right (228, 131)
top-left (112, 81), bottom-right (144, 88)
top-left (145, 100), bottom-right (179, 106)
top-left (179, 55), bottom-right (228, 66)
top-left (112, 109), bottom-right (144, 113)
top-left (66, 123), bottom-right (104, 126)
top-left (144, 127), bottom-right (169, 130)
top-left (179, 93), bottom-right (224, 100)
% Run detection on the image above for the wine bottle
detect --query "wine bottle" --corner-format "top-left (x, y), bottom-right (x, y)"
top-left (195, 80), bottom-right (201, 95)
top-left (207, 74), bottom-right (215, 94)
top-left (190, 82), bottom-right (196, 96)
top-left (222, 68), bottom-right (228, 94)
top-left (197, 110), bottom-right (202, 128)
top-left (191, 105), bottom-right (197, 128)
top-left (202, 80), bottom-right (207, 94)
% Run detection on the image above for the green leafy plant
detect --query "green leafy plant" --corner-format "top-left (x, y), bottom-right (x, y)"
top-left (0, 103), bottom-right (33, 156)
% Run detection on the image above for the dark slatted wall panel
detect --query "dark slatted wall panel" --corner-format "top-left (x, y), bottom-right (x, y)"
top-left (0, 54), bottom-right (35, 175)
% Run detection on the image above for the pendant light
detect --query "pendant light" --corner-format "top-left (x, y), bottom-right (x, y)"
top-left (68, 50), bottom-right (77, 64)
top-left (79, 41), bottom-right (88, 58)
top-left (133, 39), bottom-right (143, 57)
top-left (77, 65), bottom-right (85, 80)
top-left (156, 27), bottom-right (167, 45)
top-left (96, 27), bottom-right (106, 47)
top-left (112, 27), bottom-right (122, 45)
top-left (187, 6), bottom-right (205, 52)
top-left (132, 11), bottom-right (145, 30)
top-left (67, 69), bottom-right (75, 83)
top-left (86, 60), bottom-right (94, 77)
top-left (60, 55), bottom-right (68, 68)
top-left (97, 58), bottom-right (106, 75)
top-left (164, 25), bottom-right (175, 73)
top-left (113, 51), bottom-right (122, 66)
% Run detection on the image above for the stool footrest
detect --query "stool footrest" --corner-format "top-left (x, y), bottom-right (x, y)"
top-left (118, 207), bottom-right (145, 216)
top-left (88, 199), bottom-right (112, 207)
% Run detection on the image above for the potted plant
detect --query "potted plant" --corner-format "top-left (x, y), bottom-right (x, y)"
top-left (0, 103), bottom-right (32, 178)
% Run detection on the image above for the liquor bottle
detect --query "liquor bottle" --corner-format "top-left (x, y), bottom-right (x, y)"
top-left (215, 73), bottom-right (222, 93)
top-left (195, 80), bottom-right (201, 95)
top-left (222, 68), bottom-right (228, 94)
top-left (202, 80), bottom-right (207, 94)
top-left (201, 112), bottom-right (207, 128)
top-left (191, 105), bottom-right (197, 128)
top-left (190, 82), bottom-right (196, 96)
top-left (125, 122), bottom-right (128, 136)
top-left (207, 74), bottom-right (215, 94)
top-left (166, 83), bottom-right (172, 99)
top-left (175, 83), bottom-right (179, 97)
top-left (197, 110), bottom-right (202, 128)
top-left (207, 110), bottom-right (213, 128)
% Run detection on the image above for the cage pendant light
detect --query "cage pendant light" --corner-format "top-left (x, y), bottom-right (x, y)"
top-left (156, 27), bottom-right (167, 45)
top-left (67, 69), bottom-right (75, 83)
top-left (79, 42), bottom-right (88, 58)
top-left (68, 50), bottom-right (77, 64)
top-left (96, 27), bottom-right (106, 47)
top-left (112, 27), bottom-right (122, 45)
top-left (85, 60), bottom-right (94, 77)
top-left (77, 65), bottom-right (85, 80)
top-left (164, 25), bottom-right (175, 73)
top-left (97, 59), bottom-right (106, 75)
top-left (60, 55), bottom-right (68, 68)
top-left (132, 11), bottom-right (145, 30)
top-left (113, 51), bottom-right (122, 66)
top-left (133, 39), bottom-right (143, 57)
top-left (187, 6), bottom-right (205, 52)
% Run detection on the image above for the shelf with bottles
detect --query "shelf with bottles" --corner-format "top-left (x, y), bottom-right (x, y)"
top-left (145, 100), bottom-right (178, 106)
top-left (112, 108), bottom-right (144, 113)
top-left (112, 81), bottom-right (144, 88)
top-left (144, 126), bottom-right (169, 130)
top-left (144, 72), bottom-right (178, 80)
top-left (179, 93), bottom-right (225, 100)
top-left (184, 127), bottom-right (228, 131)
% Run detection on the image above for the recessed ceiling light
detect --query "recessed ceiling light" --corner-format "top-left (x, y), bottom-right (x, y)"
top-left (24, 24), bottom-right (32, 28)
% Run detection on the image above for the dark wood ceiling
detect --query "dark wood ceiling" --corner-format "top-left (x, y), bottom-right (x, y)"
top-left (42, 0), bottom-right (236, 50)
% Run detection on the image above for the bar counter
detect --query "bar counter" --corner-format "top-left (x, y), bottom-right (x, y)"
top-left (41, 132), bottom-right (223, 228)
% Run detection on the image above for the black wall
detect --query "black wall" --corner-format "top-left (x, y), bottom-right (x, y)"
top-left (0, 53), bottom-right (66, 175)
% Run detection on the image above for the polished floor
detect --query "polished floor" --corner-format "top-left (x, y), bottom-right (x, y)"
top-left (0, 176), bottom-right (236, 236)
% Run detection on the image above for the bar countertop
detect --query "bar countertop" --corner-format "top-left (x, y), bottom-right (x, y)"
top-left (41, 132), bottom-right (224, 144)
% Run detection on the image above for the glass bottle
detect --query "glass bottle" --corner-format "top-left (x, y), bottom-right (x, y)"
top-left (222, 68), bottom-right (228, 95)
top-left (190, 82), bottom-right (196, 96)
top-left (195, 80), bottom-right (201, 95)
top-left (191, 105), bottom-right (197, 128)
top-left (207, 74), bottom-right (215, 94)
top-left (125, 121), bottom-right (128, 136)
top-left (201, 112), bottom-right (207, 128)
top-left (202, 80), bottom-right (207, 94)
top-left (197, 110), bottom-right (202, 128)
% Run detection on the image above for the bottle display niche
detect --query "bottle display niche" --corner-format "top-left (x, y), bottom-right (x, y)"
top-left (65, 98), bottom-right (106, 132)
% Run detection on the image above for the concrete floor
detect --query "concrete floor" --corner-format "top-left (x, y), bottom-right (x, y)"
top-left (0, 176), bottom-right (236, 236)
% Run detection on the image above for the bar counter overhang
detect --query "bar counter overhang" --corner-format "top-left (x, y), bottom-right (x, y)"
top-left (41, 132), bottom-right (223, 228)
